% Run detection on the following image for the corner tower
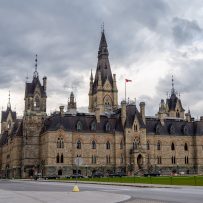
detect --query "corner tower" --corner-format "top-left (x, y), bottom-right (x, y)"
top-left (88, 29), bottom-right (118, 114)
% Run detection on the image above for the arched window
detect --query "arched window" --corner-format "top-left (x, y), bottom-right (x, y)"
top-left (157, 141), bottom-right (161, 150)
top-left (176, 110), bottom-right (180, 118)
top-left (134, 124), bottom-right (138, 132)
top-left (92, 140), bottom-right (96, 149)
top-left (105, 122), bottom-right (111, 132)
top-left (7, 121), bottom-right (11, 129)
top-left (106, 141), bottom-right (110, 149)
top-left (172, 156), bottom-right (176, 164)
top-left (133, 140), bottom-right (138, 150)
top-left (34, 96), bottom-right (40, 110)
top-left (56, 153), bottom-right (60, 163)
top-left (91, 122), bottom-right (96, 131)
top-left (57, 138), bottom-right (60, 148)
top-left (106, 155), bottom-right (110, 164)
top-left (171, 142), bottom-right (175, 151)
top-left (104, 96), bottom-right (112, 112)
top-left (76, 121), bottom-right (82, 131)
top-left (120, 140), bottom-right (123, 149)
top-left (147, 141), bottom-right (150, 150)
top-left (184, 143), bottom-right (188, 151)
top-left (76, 140), bottom-right (81, 149)
top-left (92, 155), bottom-right (96, 164)
top-left (57, 138), bottom-right (64, 148)
top-left (61, 154), bottom-right (64, 163)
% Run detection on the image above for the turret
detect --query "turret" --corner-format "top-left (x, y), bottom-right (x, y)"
top-left (139, 102), bottom-right (146, 124)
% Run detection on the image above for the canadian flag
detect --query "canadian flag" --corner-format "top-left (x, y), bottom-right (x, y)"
top-left (125, 79), bottom-right (132, 82)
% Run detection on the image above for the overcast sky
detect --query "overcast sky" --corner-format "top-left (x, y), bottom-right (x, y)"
top-left (0, 0), bottom-right (203, 119)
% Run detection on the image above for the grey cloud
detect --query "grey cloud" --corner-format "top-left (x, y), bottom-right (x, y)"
top-left (172, 17), bottom-right (202, 45)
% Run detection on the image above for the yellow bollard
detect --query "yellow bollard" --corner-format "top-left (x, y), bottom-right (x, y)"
top-left (72, 185), bottom-right (80, 192)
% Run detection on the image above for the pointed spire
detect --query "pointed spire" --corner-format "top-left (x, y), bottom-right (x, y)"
top-left (33, 54), bottom-right (39, 78)
top-left (7, 90), bottom-right (11, 109)
top-left (171, 75), bottom-right (176, 95)
top-left (98, 24), bottom-right (108, 57)
top-left (90, 69), bottom-right (93, 81)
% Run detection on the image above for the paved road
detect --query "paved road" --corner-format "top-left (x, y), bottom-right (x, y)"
top-left (0, 179), bottom-right (203, 203)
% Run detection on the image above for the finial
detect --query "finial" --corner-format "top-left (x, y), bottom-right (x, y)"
top-left (33, 54), bottom-right (39, 78)
top-left (90, 69), bottom-right (93, 81)
top-left (7, 90), bottom-right (11, 109)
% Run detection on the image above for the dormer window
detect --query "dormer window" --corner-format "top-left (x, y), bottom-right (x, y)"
top-left (105, 122), bottom-right (111, 132)
top-left (176, 110), bottom-right (180, 118)
top-left (7, 121), bottom-right (11, 129)
top-left (76, 121), bottom-right (82, 131)
top-left (134, 124), bottom-right (138, 132)
top-left (91, 121), bottom-right (96, 131)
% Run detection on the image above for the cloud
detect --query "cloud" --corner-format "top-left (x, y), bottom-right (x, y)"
top-left (172, 17), bottom-right (202, 45)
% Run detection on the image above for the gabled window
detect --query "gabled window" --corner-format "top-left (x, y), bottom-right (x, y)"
top-left (106, 141), bottom-right (110, 150)
top-left (171, 142), bottom-right (175, 151)
top-left (91, 121), bottom-right (96, 131)
top-left (92, 140), bottom-right (96, 149)
top-left (76, 140), bottom-right (81, 149)
top-left (57, 137), bottom-right (64, 148)
top-left (134, 124), bottom-right (138, 132)
top-left (76, 121), bottom-right (82, 131)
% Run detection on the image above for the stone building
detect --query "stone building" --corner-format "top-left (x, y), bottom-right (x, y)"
top-left (1, 30), bottom-right (203, 178)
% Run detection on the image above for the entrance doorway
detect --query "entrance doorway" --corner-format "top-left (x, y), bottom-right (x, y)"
top-left (58, 169), bottom-right (62, 176)
top-left (137, 154), bottom-right (143, 169)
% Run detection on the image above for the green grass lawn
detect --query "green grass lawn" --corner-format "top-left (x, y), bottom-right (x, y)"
top-left (58, 176), bottom-right (203, 186)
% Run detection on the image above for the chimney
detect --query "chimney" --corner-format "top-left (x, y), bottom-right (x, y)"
top-left (121, 100), bottom-right (126, 128)
top-left (139, 102), bottom-right (146, 124)
top-left (43, 76), bottom-right (47, 92)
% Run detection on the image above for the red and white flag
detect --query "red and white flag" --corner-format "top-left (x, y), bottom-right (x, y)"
top-left (125, 79), bottom-right (132, 82)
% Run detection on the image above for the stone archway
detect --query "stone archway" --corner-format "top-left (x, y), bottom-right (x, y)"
top-left (137, 154), bottom-right (143, 169)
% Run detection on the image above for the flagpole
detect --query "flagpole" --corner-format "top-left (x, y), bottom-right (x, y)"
top-left (125, 80), bottom-right (126, 102)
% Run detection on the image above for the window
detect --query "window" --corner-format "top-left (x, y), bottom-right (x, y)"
top-left (171, 142), bottom-right (175, 151)
top-left (171, 156), bottom-right (176, 164)
top-left (76, 121), bottom-right (82, 131)
top-left (133, 140), bottom-right (138, 150)
top-left (91, 122), bottom-right (96, 131)
top-left (61, 154), bottom-right (64, 163)
top-left (184, 143), bottom-right (188, 151)
top-left (157, 156), bottom-right (162, 164)
top-left (92, 155), bottom-right (96, 164)
top-left (185, 156), bottom-right (189, 164)
top-left (92, 140), bottom-right (96, 149)
top-left (34, 96), bottom-right (40, 110)
top-left (157, 141), bottom-right (161, 150)
top-left (120, 154), bottom-right (123, 164)
top-left (76, 140), bottom-right (81, 149)
top-left (56, 153), bottom-right (60, 163)
top-left (106, 141), bottom-right (110, 149)
top-left (176, 110), bottom-right (180, 118)
top-left (57, 138), bottom-right (64, 148)
top-left (120, 140), bottom-right (123, 149)
top-left (146, 141), bottom-right (150, 150)
top-left (106, 155), bottom-right (110, 164)
top-left (7, 121), bottom-right (11, 129)
top-left (134, 124), bottom-right (138, 132)
top-left (105, 122), bottom-right (111, 132)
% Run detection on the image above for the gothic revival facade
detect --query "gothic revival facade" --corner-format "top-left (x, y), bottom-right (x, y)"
top-left (1, 31), bottom-right (203, 178)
